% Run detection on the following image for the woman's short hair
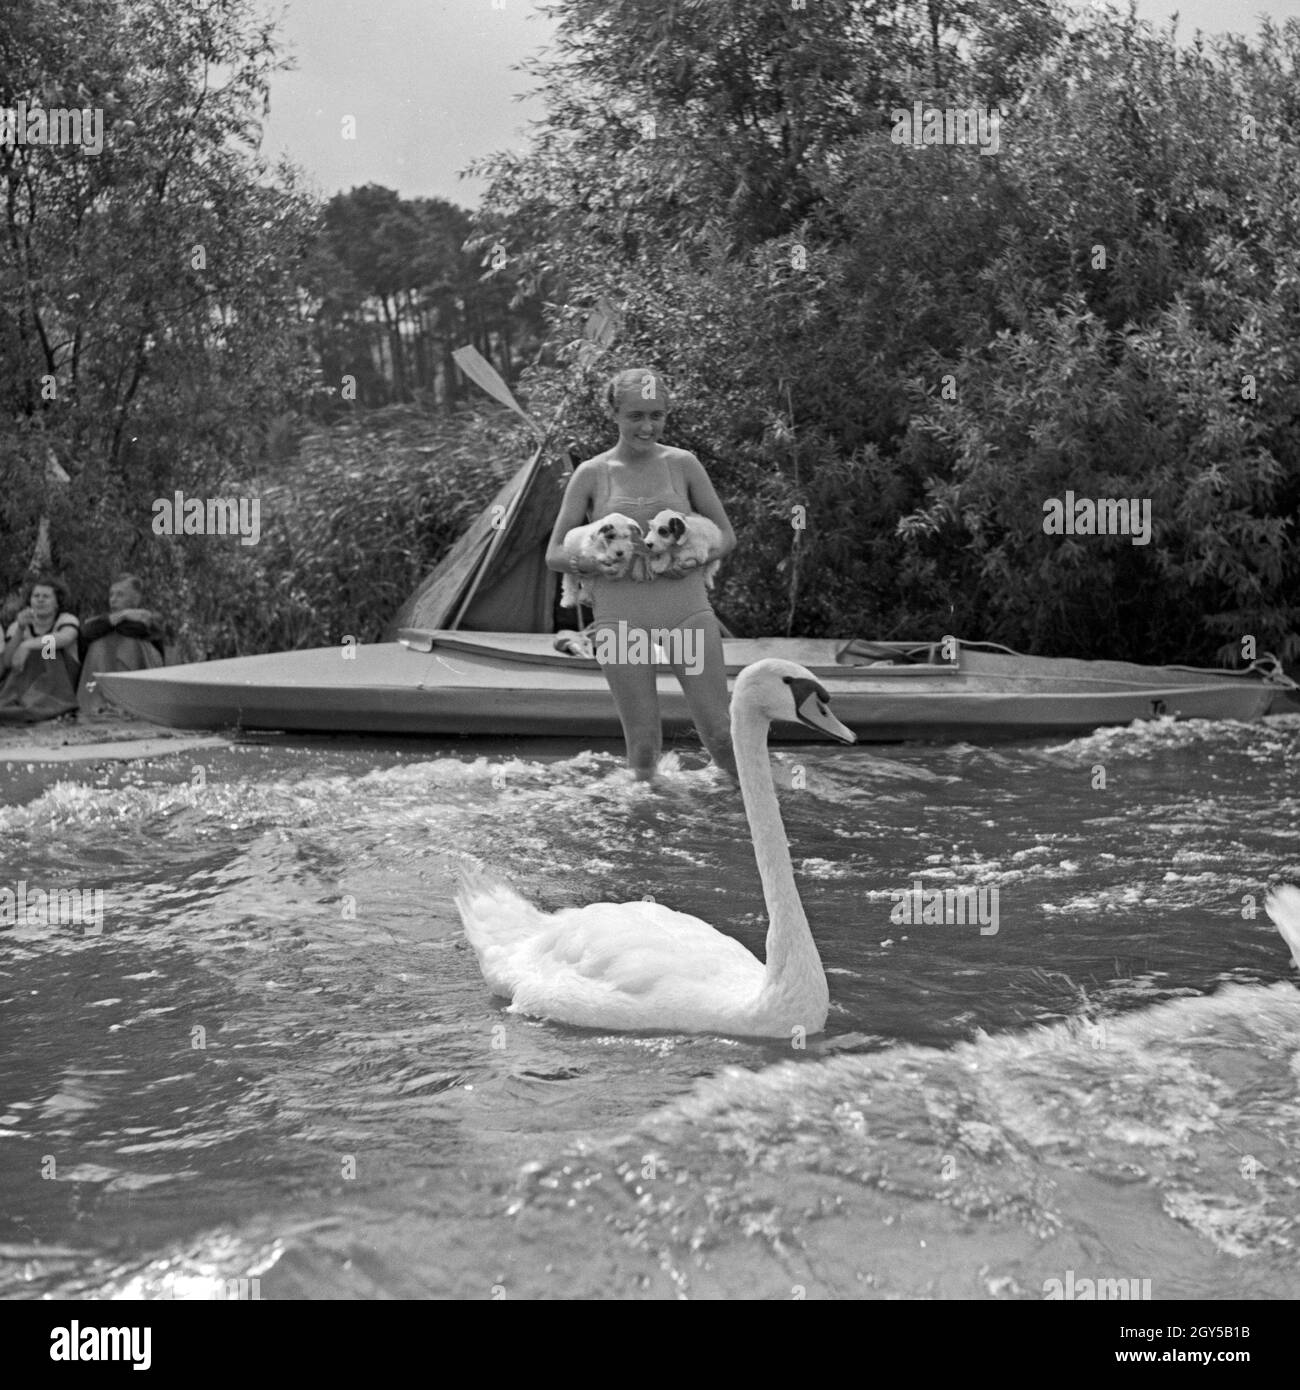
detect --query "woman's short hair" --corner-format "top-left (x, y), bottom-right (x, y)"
top-left (24, 573), bottom-right (69, 610)
top-left (603, 367), bottom-right (670, 414)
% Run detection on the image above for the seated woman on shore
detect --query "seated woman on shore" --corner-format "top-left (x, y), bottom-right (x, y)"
top-left (77, 573), bottom-right (167, 715)
top-left (0, 576), bottom-right (81, 723)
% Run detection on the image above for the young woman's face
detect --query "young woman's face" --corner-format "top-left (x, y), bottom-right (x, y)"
top-left (29, 585), bottom-right (58, 616)
top-left (612, 380), bottom-right (668, 455)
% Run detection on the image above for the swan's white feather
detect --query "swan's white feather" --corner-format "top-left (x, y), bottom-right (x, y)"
top-left (1265, 885), bottom-right (1300, 971)
top-left (458, 867), bottom-right (766, 1033)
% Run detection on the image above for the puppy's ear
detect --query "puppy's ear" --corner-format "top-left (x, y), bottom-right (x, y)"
top-left (668, 515), bottom-right (686, 541)
top-left (628, 520), bottom-right (644, 538)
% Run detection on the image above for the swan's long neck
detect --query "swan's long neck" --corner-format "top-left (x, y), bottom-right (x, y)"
top-left (733, 699), bottom-right (826, 1006)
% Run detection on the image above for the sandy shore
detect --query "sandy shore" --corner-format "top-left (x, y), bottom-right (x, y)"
top-left (0, 713), bottom-right (229, 763)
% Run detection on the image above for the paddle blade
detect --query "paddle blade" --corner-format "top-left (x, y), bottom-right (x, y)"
top-left (583, 298), bottom-right (620, 347)
top-left (576, 299), bottom-right (621, 370)
top-left (452, 346), bottom-right (542, 436)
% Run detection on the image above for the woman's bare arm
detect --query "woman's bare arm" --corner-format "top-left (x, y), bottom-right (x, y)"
top-left (48, 616), bottom-right (79, 651)
top-left (0, 620), bottom-right (24, 669)
top-left (545, 459), bottom-right (599, 572)
top-left (6, 615), bottom-right (78, 670)
top-left (4, 615), bottom-right (78, 657)
top-left (680, 452), bottom-right (736, 558)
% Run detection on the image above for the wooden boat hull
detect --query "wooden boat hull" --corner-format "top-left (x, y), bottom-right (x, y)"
top-left (95, 632), bottom-right (1291, 741)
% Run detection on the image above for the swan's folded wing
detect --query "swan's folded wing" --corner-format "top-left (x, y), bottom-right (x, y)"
top-left (508, 901), bottom-right (765, 1026)
top-left (537, 901), bottom-right (760, 984)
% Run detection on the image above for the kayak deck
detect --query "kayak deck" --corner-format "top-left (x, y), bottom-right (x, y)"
top-left (95, 633), bottom-right (1293, 741)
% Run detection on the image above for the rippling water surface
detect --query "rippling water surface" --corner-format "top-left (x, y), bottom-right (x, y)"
top-left (2, 714), bottom-right (1298, 1299)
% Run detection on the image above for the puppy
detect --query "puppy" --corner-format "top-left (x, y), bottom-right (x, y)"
top-left (642, 510), bottom-right (722, 588)
top-left (560, 512), bottom-right (643, 608)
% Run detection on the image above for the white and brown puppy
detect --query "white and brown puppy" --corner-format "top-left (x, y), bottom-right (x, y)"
top-left (643, 510), bottom-right (722, 588)
top-left (560, 512), bottom-right (643, 608)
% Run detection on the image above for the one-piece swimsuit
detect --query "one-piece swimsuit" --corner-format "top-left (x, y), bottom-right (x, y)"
top-left (587, 454), bottom-right (714, 636)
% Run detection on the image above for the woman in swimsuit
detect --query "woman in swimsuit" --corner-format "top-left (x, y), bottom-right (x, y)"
top-left (546, 367), bottom-right (737, 782)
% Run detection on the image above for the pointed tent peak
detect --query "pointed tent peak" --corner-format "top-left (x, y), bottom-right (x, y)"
top-left (576, 300), bottom-right (621, 370)
top-left (397, 314), bottom-right (623, 640)
top-left (384, 444), bottom-right (570, 639)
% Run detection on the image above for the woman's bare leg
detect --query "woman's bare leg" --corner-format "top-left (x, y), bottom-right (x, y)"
top-left (675, 615), bottom-right (737, 782)
top-left (600, 656), bottom-right (663, 780)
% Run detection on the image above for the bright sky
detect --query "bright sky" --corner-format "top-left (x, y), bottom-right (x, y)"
top-left (258, 0), bottom-right (1300, 210)
top-left (260, 0), bottom-right (556, 209)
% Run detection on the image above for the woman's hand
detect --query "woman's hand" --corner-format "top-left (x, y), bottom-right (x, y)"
top-left (656, 555), bottom-right (703, 580)
top-left (577, 552), bottom-right (640, 580)
top-left (14, 607), bottom-right (36, 631)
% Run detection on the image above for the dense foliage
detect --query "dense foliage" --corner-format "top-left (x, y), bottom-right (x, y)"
top-left (4, 0), bottom-right (1296, 667)
top-left (473, 0), bottom-right (1299, 664)
top-left (173, 405), bottom-right (530, 659)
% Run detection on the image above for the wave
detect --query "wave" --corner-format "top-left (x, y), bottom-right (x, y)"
top-left (506, 983), bottom-right (1300, 1296)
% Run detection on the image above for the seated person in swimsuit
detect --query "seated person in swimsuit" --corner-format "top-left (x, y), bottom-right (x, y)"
top-left (0, 575), bottom-right (81, 723)
top-left (546, 366), bottom-right (737, 783)
top-left (78, 573), bottom-right (167, 715)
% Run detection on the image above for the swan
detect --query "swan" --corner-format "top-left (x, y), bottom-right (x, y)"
top-left (455, 658), bottom-right (855, 1038)
top-left (1267, 885), bottom-right (1300, 972)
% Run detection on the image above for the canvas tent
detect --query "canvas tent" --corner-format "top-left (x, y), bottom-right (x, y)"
top-left (385, 444), bottom-right (571, 637)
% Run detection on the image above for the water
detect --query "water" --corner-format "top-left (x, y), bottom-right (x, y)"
top-left (1, 715), bottom-right (1298, 1300)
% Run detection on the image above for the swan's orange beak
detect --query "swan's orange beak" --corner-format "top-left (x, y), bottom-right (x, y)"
top-left (788, 679), bottom-right (856, 744)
